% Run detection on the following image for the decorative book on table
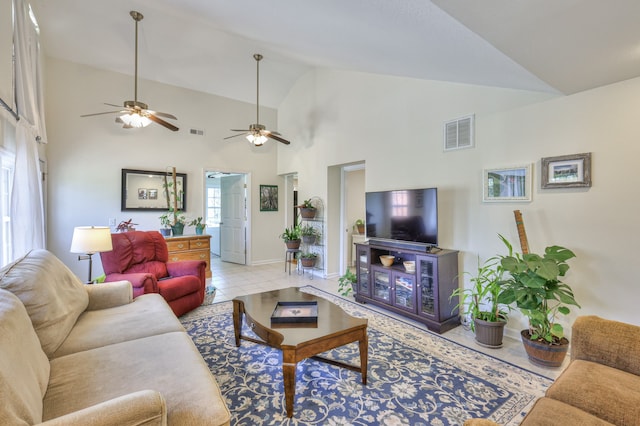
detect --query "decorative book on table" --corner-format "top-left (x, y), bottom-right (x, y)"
top-left (271, 301), bottom-right (318, 324)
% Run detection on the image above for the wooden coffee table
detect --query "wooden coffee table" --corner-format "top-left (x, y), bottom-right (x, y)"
top-left (233, 287), bottom-right (368, 418)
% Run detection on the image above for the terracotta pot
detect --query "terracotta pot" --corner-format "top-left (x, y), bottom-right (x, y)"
top-left (356, 224), bottom-right (365, 234)
top-left (474, 318), bottom-right (506, 349)
top-left (520, 330), bottom-right (569, 368)
top-left (285, 239), bottom-right (301, 250)
top-left (300, 257), bottom-right (317, 268)
top-left (299, 207), bottom-right (316, 219)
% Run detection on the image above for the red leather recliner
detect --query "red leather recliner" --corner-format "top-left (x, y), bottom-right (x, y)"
top-left (100, 230), bottom-right (206, 316)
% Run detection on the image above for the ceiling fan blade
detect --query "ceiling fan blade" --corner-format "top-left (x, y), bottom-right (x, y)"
top-left (147, 113), bottom-right (179, 131)
top-left (149, 111), bottom-right (177, 120)
top-left (81, 110), bottom-right (126, 117)
top-left (224, 132), bottom-right (248, 140)
top-left (104, 102), bottom-right (124, 108)
top-left (267, 133), bottom-right (291, 145)
top-left (230, 129), bottom-right (250, 132)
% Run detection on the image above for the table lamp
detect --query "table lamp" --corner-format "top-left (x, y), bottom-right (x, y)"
top-left (70, 226), bottom-right (113, 283)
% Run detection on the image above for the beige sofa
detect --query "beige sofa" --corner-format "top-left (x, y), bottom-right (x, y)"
top-left (0, 249), bottom-right (231, 426)
top-left (465, 315), bottom-right (640, 426)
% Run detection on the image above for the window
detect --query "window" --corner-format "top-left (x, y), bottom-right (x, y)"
top-left (206, 186), bottom-right (221, 227)
top-left (391, 190), bottom-right (408, 217)
top-left (0, 149), bottom-right (14, 266)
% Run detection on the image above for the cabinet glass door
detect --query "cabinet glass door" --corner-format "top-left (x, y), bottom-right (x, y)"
top-left (418, 257), bottom-right (436, 318)
top-left (356, 247), bottom-right (370, 296)
top-left (372, 268), bottom-right (391, 302)
top-left (393, 273), bottom-right (415, 312)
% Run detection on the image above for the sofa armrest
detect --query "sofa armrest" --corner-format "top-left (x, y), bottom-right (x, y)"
top-left (84, 280), bottom-right (133, 311)
top-left (38, 390), bottom-right (166, 426)
top-left (571, 315), bottom-right (640, 376)
top-left (105, 272), bottom-right (158, 296)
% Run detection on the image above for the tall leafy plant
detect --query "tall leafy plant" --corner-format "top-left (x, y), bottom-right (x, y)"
top-left (497, 235), bottom-right (580, 344)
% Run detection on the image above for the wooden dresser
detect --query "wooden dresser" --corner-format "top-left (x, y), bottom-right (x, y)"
top-left (165, 234), bottom-right (212, 278)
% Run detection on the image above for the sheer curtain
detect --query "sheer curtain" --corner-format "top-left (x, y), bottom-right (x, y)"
top-left (11, 0), bottom-right (47, 260)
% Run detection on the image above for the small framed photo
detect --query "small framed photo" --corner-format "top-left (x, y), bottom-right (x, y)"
top-left (541, 153), bottom-right (592, 188)
top-left (483, 164), bottom-right (532, 202)
top-left (137, 188), bottom-right (148, 200)
top-left (148, 189), bottom-right (158, 200)
top-left (260, 185), bottom-right (278, 211)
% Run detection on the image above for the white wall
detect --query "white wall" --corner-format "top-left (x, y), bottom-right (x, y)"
top-left (44, 58), bottom-right (286, 278)
top-left (278, 68), bottom-right (640, 337)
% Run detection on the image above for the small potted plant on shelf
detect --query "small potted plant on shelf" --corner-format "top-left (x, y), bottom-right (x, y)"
top-left (159, 213), bottom-right (172, 237)
top-left (338, 269), bottom-right (357, 297)
top-left (280, 225), bottom-right (302, 250)
top-left (189, 217), bottom-right (206, 235)
top-left (298, 199), bottom-right (316, 219)
top-left (299, 252), bottom-right (318, 268)
top-left (116, 219), bottom-right (137, 233)
top-left (497, 235), bottom-right (580, 367)
top-left (355, 219), bottom-right (365, 235)
top-left (451, 248), bottom-right (509, 348)
top-left (300, 224), bottom-right (320, 244)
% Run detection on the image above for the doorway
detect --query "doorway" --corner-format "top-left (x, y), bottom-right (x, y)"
top-left (204, 171), bottom-right (249, 265)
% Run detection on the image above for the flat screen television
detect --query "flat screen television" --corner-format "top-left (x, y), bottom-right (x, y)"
top-left (365, 187), bottom-right (438, 250)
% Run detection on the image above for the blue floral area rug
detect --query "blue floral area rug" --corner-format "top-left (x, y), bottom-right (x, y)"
top-left (180, 286), bottom-right (552, 425)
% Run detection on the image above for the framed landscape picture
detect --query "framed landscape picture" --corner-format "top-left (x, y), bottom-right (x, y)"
top-left (483, 164), bottom-right (532, 202)
top-left (541, 152), bottom-right (592, 188)
top-left (260, 185), bottom-right (278, 211)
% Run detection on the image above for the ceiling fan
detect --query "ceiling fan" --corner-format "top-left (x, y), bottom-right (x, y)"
top-left (81, 11), bottom-right (178, 132)
top-left (224, 54), bottom-right (290, 146)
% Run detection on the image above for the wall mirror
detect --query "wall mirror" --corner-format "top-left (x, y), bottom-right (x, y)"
top-left (121, 168), bottom-right (187, 211)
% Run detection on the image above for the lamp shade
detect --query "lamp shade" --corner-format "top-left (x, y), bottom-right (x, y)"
top-left (70, 226), bottom-right (113, 254)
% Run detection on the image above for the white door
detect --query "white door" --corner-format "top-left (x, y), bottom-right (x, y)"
top-left (220, 175), bottom-right (246, 264)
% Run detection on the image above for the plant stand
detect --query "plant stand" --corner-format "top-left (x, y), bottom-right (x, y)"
top-left (285, 249), bottom-right (301, 275)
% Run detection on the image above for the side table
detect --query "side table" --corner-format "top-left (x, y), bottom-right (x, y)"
top-left (285, 249), bottom-right (301, 275)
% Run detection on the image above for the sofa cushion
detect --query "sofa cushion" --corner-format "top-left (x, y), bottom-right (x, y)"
top-left (0, 249), bottom-right (89, 358)
top-left (0, 288), bottom-right (50, 425)
top-left (44, 332), bottom-right (231, 426)
top-left (521, 397), bottom-right (614, 426)
top-left (546, 359), bottom-right (640, 425)
top-left (52, 293), bottom-right (184, 358)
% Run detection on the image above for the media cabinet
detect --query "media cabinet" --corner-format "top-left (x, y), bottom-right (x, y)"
top-left (354, 242), bottom-right (459, 333)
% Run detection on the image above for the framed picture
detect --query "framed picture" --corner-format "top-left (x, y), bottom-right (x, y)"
top-left (122, 169), bottom-right (187, 211)
top-left (483, 164), bottom-right (532, 202)
top-left (260, 185), bottom-right (278, 211)
top-left (541, 153), bottom-right (592, 188)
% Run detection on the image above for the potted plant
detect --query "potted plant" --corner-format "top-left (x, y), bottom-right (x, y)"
top-left (170, 212), bottom-right (186, 236)
top-left (280, 225), bottom-right (301, 250)
top-left (159, 213), bottom-right (172, 237)
top-left (116, 219), bottom-right (137, 233)
top-left (298, 199), bottom-right (316, 219)
top-left (300, 224), bottom-right (320, 244)
top-left (189, 217), bottom-right (206, 235)
top-left (451, 252), bottom-right (509, 348)
top-left (355, 219), bottom-right (365, 235)
top-left (497, 235), bottom-right (580, 367)
top-left (299, 252), bottom-right (318, 268)
top-left (338, 269), bottom-right (357, 297)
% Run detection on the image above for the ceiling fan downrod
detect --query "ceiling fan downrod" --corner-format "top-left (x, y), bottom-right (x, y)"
top-left (130, 11), bottom-right (143, 104)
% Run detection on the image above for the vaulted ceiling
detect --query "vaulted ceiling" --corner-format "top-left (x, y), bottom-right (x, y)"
top-left (31, 0), bottom-right (640, 108)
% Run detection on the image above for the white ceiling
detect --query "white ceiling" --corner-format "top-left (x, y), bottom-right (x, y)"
top-left (30, 0), bottom-right (640, 108)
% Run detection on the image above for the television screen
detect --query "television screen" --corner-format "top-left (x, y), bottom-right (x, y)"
top-left (365, 188), bottom-right (438, 247)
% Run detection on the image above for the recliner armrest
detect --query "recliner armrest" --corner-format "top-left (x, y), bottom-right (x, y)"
top-left (84, 280), bottom-right (133, 311)
top-left (38, 390), bottom-right (167, 426)
top-left (166, 260), bottom-right (206, 278)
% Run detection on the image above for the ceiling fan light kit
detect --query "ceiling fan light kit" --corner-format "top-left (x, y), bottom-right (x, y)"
top-left (224, 53), bottom-right (291, 146)
top-left (80, 11), bottom-right (179, 132)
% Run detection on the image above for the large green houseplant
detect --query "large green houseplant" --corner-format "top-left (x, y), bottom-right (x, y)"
top-left (280, 225), bottom-right (301, 250)
top-left (497, 235), bottom-right (580, 367)
top-left (451, 252), bottom-right (509, 348)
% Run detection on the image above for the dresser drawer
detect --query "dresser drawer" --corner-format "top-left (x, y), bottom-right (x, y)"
top-left (168, 250), bottom-right (210, 270)
top-left (189, 238), bottom-right (210, 250)
top-left (166, 240), bottom-right (189, 251)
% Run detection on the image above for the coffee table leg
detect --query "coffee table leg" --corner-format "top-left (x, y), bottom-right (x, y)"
top-left (232, 300), bottom-right (242, 347)
top-left (359, 332), bottom-right (368, 385)
top-left (282, 356), bottom-right (296, 418)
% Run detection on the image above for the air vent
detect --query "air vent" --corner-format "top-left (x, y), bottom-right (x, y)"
top-left (443, 114), bottom-right (474, 151)
top-left (189, 128), bottom-right (205, 136)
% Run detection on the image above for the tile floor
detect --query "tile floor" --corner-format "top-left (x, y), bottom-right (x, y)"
top-left (208, 256), bottom-right (567, 380)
